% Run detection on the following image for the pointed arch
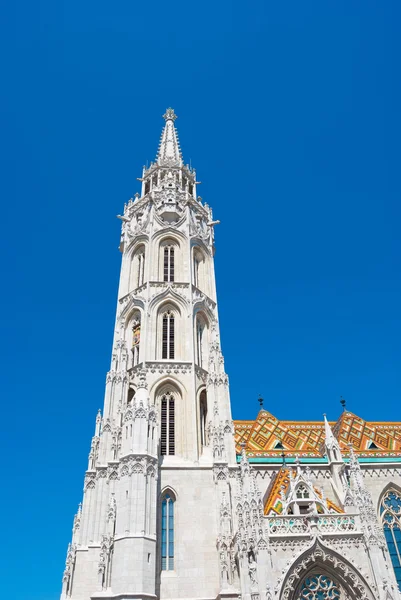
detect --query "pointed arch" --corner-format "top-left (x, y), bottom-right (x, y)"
top-left (160, 486), bottom-right (177, 501)
top-left (191, 243), bottom-right (210, 293)
top-left (379, 485), bottom-right (401, 590)
top-left (128, 242), bottom-right (146, 291)
top-left (119, 296), bottom-right (146, 324)
top-left (278, 540), bottom-right (375, 600)
top-left (152, 229), bottom-right (186, 282)
top-left (377, 481), bottom-right (401, 514)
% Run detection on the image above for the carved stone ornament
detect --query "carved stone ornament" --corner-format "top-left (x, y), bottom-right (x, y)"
top-left (278, 542), bottom-right (375, 600)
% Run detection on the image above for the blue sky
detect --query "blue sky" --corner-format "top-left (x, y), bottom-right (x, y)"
top-left (2, 1), bottom-right (401, 597)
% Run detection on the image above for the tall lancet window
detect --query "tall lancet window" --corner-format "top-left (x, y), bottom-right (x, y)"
top-left (195, 314), bottom-right (207, 367)
top-left (130, 244), bottom-right (146, 292)
top-left (160, 392), bottom-right (175, 456)
top-left (162, 310), bottom-right (175, 359)
top-left (131, 317), bottom-right (141, 366)
top-left (163, 245), bottom-right (175, 282)
top-left (196, 320), bottom-right (203, 367)
top-left (137, 250), bottom-right (145, 288)
top-left (161, 492), bottom-right (175, 571)
top-left (193, 253), bottom-right (200, 288)
top-left (199, 390), bottom-right (207, 447)
top-left (380, 489), bottom-right (401, 588)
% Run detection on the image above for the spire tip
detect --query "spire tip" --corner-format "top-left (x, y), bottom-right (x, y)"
top-left (163, 107), bottom-right (177, 122)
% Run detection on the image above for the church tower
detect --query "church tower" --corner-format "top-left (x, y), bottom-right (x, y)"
top-left (61, 109), bottom-right (237, 600)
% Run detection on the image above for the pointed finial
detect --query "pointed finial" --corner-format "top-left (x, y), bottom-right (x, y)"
top-left (95, 409), bottom-right (102, 436)
top-left (340, 396), bottom-right (346, 411)
top-left (163, 107), bottom-right (177, 122)
top-left (281, 451), bottom-right (286, 466)
top-left (258, 394), bottom-right (264, 409)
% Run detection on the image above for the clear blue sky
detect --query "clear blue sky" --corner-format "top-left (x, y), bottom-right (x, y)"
top-left (2, 1), bottom-right (400, 597)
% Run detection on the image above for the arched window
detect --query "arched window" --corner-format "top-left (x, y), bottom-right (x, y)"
top-left (298, 574), bottom-right (340, 599)
top-left (296, 484), bottom-right (310, 499)
top-left (195, 318), bottom-right (205, 367)
top-left (161, 492), bottom-right (175, 571)
top-left (164, 245), bottom-right (175, 282)
top-left (136, 249), bottom-right (145, 288)
top-left (380, 489), bottom-right (401, 589)
top-left (193, 252), bottom-right (200, 288)
top-left (160, 391), bottom-right (175, 456)
top-left (192, 247), bottom-right (206, 292)
top-left (130, 245), bottom-right (146, 291)
top-left (127, 387), bottom-right (135, 406)
top-left (199, 390), bottom-right (207, 446)
top-left (131, 317), bottom-right (141, 366)
top-left (162, 311), bottom-right (175, 359)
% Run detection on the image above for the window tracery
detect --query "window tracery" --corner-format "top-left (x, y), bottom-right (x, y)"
top-left (298, 574), bottom-right (340, 599)
top-left (296, 484), bottom-right (310, 499)
top-left (380, 489), bottom-right (401, 588)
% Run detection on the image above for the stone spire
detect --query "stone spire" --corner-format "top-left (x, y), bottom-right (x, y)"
top-left (323, 414), bottom-right (342, 462)
top-left (156, 108), bottom-right (183, 167)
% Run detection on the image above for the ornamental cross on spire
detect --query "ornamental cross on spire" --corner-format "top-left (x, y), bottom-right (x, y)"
top-left (163, 107), bottom-right (177, 122)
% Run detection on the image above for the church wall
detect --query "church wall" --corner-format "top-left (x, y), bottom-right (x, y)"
top-left (159, 466), bottom-right (220, 600)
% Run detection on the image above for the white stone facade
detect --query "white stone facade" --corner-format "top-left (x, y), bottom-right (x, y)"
top-left (61, 109), bottom-right (401, 600)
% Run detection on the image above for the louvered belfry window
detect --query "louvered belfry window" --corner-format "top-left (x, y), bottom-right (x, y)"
top-left (160, 392), bottom-right (175, 456)
top-left (162, 311), bottom-right (175, 359)
top-left (163, 245), bottom-right (175, 282)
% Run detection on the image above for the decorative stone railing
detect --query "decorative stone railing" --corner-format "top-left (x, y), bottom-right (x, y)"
top-left (268, 516), bottom-right (310, 535)
top-left (317, 514), bottom-right (358, 533)
top-left (266, 514), bottom-right (360, 536)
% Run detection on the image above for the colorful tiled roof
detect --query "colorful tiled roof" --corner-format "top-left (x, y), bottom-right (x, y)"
top-left (234, 411), bottom-right (401, 458)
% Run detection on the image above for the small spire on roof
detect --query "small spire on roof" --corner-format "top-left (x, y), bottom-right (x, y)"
top-left (323, 413), bottom-right (343, 462)
top-left (258, 394), bottom-right (264, 409)
top-left (340, 396), bottom-right (346, 411)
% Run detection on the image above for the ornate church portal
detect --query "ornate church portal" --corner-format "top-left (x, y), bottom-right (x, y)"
top-left (60, 110), bottom-right (401, 600)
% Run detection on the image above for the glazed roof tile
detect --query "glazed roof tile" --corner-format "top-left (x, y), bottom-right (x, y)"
top-left (234, 410), bottom-right (401, 458)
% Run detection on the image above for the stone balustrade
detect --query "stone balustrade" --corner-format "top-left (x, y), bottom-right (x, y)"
top-left (266, 513), bottom-right (360, 536)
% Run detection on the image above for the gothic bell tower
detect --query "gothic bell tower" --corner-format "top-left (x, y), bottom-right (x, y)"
top-left (61, 109), bottom-right (237, 600)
